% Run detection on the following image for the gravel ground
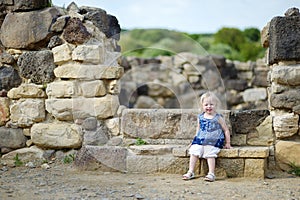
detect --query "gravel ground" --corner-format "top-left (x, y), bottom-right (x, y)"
top-left (0, 162), bottom-right (299, 200)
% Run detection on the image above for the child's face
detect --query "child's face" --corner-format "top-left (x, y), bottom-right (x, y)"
top-left (202, 97), bottom-right (217, 114)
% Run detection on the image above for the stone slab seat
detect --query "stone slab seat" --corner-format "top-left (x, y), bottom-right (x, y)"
top-left (129, 145), bottom-right (270, 158)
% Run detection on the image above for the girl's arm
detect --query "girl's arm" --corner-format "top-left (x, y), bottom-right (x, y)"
top-left (218, 116), bottom-right (232, 149)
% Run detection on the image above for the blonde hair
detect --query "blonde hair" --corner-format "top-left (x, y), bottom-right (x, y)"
top-left (200, 91), bottom-right (221, 111)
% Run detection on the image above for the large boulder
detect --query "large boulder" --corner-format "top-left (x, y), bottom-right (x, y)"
top-left (0, 7), bottom-right (62, 49)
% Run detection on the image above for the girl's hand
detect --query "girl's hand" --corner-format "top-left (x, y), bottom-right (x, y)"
top-left (224, 143), bottom-right (232, 149)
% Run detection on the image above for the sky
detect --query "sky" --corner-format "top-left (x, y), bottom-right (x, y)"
top-left (52, 0), bottom-right (300, 33)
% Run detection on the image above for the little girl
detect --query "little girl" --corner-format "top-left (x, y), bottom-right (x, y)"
top-left (182, 92), bottom-right (232, 182)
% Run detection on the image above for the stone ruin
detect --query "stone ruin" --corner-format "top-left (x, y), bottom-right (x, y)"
top-left (0, 1), bottom-right (299, 178)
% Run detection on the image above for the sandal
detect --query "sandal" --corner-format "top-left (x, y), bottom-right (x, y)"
top-left (182, 171), bottom-right (195, 180)
top-left (204, 173), bottom-right (215, 182)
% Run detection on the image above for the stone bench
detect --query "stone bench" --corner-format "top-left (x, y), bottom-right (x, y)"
top-left (75, 145), bottom-right (270, 178)
top-left (127, 145), bottom-right (270, 178)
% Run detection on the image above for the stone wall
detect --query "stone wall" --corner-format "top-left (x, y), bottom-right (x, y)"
top-left (261, 7), bottom-right (300, 171)
top-left (0, 1), bottom-right (123, 161)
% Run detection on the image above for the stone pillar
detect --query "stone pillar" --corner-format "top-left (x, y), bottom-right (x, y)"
top-left (261, 7), bottom-right (300, 171)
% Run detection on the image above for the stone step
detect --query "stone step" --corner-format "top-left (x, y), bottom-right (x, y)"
top-left (128, 144), bottom-right (180, 155)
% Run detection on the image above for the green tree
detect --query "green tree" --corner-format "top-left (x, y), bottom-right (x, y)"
top-left (243, 28), bottom-right (261, 42)
top-left (214, 27), bottom-right (245, 51)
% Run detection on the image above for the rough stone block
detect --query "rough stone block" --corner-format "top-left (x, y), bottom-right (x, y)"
top-left (218, 148), bottom-right (239, 158)
top-left (121, 109), bottom-right (198, 140)
top-left (217, 158), bottom-right (245, 178)
top-left (31, 122), bottom-right (83, 149)
top-left (129, 145), bottom-right (176, 155)
top-left (10, 98), bottom-right (45, 127)
top-left (244, 159), bottom-right (266, 178)
top-left (275, 140), bottom-right (300, 171)
top-left (75, 145), bottom-right (127, 172)
top-left (268, 16), bottom-right (300, 64)
top-left (0, 97), bottom-right (10, 126)
top-left (127, 155), bottom-right (157, 173)
top-left (238, 147), bottom-right (269, 158)
top-left (172, 146), bottom-right (188, 157)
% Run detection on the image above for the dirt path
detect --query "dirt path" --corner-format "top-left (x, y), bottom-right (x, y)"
top-left (1, 163), bottom-right (299, 200)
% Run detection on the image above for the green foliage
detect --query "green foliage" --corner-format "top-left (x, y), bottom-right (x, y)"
top-left (289, 162), bottom-right (300, 176)
top-left (135, 138), bottom-right (147, 145)
top-left (214, 27), bottom-right (245, 51)
top-left (243, 27), bottom-right (261, 42)
top-left (120, 29), bottom-right (208, 58)
top-left (14, 154), bottom-right (23, 167)
top-left (63, 154), bottom-right (75, 164)
top-left (120, 27), bottom-right (265, 62)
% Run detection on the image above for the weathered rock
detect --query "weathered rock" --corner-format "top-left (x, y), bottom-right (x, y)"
top-left (268, 15), bottom-right (300, 64)
top-left (5, 0), bottom-right (50, 12)
top-left (46, 81), bottom-right (78, 98)
top-left (252, 64), bottom-right (269, 87)
top-left (82, 117), bottom-right (98, 131)
top-left (134, 96), bottom-right (158, 108)
top-left (62, 18), bottom-right (91, 45)
top-left (0, 127), bottom-right (27, 151)
top-left (243, 88), bottom-right (267, 102)
top-left (121, 109), bottom-right (198, 140)
top-left (270, 65), bottom-right (300, 86)
top-left (47, 35), bottom-right (64, 49)
top-left (82, 6), bottom-right (121, 40)
top-left (105, 117), bottom-right (120, 136)
top-left (261, 22), bottom-right (270, 48)
top-left (54, 63), bottom-right (124, 80)
top-left (83, 126), bottom-right (109, 146)
top-left (0, 52), bottom-right (15, 64)
top-left (244, 159), bottom-right (266, 178)
top-left (225, 79), bottom-right (248, 91)
top-left (0, 7), bottom-right (61, 49)
top-left (72, 44), bottom-right (105, 64)
top-left (7, 83), bottom-right (46, 99)
top-left (75, 145), bottom-right (127, 171)
top-left (0, 66), bottom-right (22, 91)
top-left (284, 7), bottom-right (300, 17)
top-left (275, 140), bottom-right (300, 171)
top-left (0, 97), bottom-right (10, 125)
top-left (273, 113), bottom-right (299, 139)
top-left (31, 122), bottom-right (83, 149)
top-left (1, 145), bottom-right (44, 167)
top-left (45, 95), bottom-right (119, 120)
top-left (247, 116), bottom-right (274, 146)
top-left (52, 43), bottom-right (74, 64)
top-left (50, 15), bottom-right (69, 32)
top-left (10, 98), bottom-right (45, 127)
top-left (17, 50), bottom-right (56, 84)
top-left (230, 110), bottom-right (270, 134)
top-left (270, 89), bottom-right (300, 110)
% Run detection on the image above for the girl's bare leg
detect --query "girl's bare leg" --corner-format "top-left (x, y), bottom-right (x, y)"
top-left (188, 154), bottom-right (198, 172)
top-left (207, 157), bottom-right (215, 174)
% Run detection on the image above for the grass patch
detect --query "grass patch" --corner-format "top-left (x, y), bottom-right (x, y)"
top-left (14, 154), bottom-right (23, 167)
top-left (289, 162), bottom-right (300, 176)
top-left (135, 138), bottom-right (147, 145)
top-left (63, 154), bottom-right (75, 164)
